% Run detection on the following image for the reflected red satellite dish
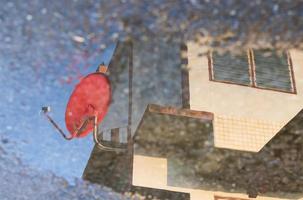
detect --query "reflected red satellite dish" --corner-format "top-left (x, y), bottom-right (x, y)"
top-left (42, 64), bottom-right (125, 151)
top-left (65, 73), bottom-right (111, 138)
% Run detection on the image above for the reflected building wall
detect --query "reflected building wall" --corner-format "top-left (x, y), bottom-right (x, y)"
top-left (133, 105), bottom-right (303, 199)
top-left (83, 39), bottom-right (303, 200)
top-left (188, 44), bottom-right (303, 152)
top-left (83, 39), bottom-right (190, 199)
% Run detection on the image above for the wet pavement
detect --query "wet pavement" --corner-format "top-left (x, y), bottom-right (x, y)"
top-left (0, 0), bottom-right (117, 192)
top-left (0, 146), bottom-right (133, 200)
top-left (0, 0), bottom-right (139, 198)
top-left (1, 0), bottom-right (303, 199)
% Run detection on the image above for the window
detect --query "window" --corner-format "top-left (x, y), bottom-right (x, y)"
top-left (209, 51), bottom-right (251, 86)
top-left (208, 49), bottom-right (296, 94)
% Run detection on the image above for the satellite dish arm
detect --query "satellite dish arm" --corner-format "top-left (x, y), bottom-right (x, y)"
top-left (41, 107), bottom-right (73, 140)
top-left (92, 114), bottom-right (125, 152)
top-left (42, 106), bottom-right (92, 140)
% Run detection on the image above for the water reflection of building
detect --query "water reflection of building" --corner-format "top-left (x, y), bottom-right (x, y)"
top-left (83, 40), bottom-right (303, 200)
top-left (83, 40), bottom-right (190, 200)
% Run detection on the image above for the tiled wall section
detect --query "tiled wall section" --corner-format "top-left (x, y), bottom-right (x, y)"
top-left (214, 115), bottom-right (283, 152)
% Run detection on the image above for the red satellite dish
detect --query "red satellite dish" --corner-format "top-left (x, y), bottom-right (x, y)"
top-left (65, 73), bottom-right (111, 138)
top-left (42, 64), bottom-right (123, 151)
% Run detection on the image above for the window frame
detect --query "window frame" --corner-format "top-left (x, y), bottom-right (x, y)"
top-left (208, 49), bottom-right (297, 94)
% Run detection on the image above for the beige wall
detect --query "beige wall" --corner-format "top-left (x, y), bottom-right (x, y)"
top-left (187, 43), bottom-right (303, 152)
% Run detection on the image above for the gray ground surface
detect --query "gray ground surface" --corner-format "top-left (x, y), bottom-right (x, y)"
top-left (0, 0), bottom-right (127, 198)
top-left (98, 0), bottom-right (303, 51)
top-left (0, 0), bottom-right (116, 182)
top-left (1, 0), bottom-right (303, 199)
top-left (0, 146), bottom-right (134, 200)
